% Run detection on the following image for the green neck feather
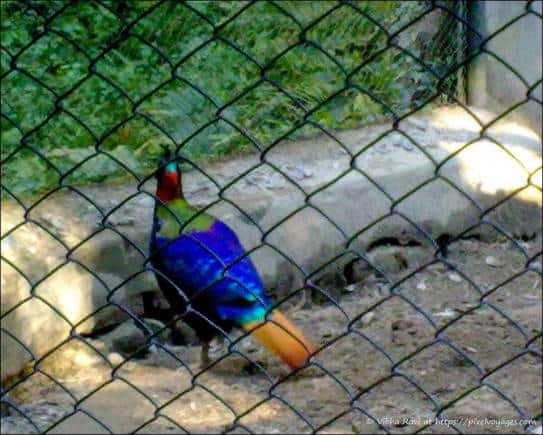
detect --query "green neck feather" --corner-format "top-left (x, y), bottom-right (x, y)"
top-left (155, 198), bottom-right (214, 238)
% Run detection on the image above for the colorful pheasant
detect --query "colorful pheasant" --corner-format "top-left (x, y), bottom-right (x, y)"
top-left (149, 149), bottom-right (317, 369)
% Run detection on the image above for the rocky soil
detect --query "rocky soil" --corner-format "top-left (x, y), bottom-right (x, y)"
top-left (1, 235), bottom-right (541, 434)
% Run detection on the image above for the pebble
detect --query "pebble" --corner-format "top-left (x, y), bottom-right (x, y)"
top-left (359, 312), bottom-right (376, 326)
top-left (435, 308), bottom-right (456, 318)
top-left (485, 256), bottom-right (505, 267)
top-left (448, 272), bottom-right (463, 283)
top-left (343, 283), bottom-right (358, 293)
top-left (283, 165), bottom-right (313, 181)
top-left (108, 352), bottom-right (124, 366)
top-left (416, 282), bottom-right (427, 290)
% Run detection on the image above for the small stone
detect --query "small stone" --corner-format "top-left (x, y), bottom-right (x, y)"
top-left (73, 351), bottom-right (103, 367)
top-left (283, 165), bottom-right (312, 181)
top-left (401, 141), bottom-right (414, 151)
top-left (359, 312), bottom-right (376, 326)
top-left (466, 346), bottom-right (477, 353)
top-left (448, 272), bottom-right (462, 283)
top-left (416, 282), bottom-right (427, 290)
top-left (344, 283), bottom-right (359, 293)
top-left (485, 256), bottom-right (505, 267)
top-left (435, 308), bottom-right (456, 318)
top-left (108, 352), bottom-right (124, 366)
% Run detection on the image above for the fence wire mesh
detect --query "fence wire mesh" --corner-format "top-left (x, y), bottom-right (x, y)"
top-left (1, 0), bottom-right (542, 434)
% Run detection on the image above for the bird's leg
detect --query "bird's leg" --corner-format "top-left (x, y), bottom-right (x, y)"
top-left (200, 341), bottom-right (211, 368)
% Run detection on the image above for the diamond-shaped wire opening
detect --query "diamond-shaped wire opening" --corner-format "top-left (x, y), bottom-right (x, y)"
top-left (62, 75), bottom-right (132, 138)
top-left (439, 137), bottom-right (533, 205)
top-left (218, 1), bottom-right (301, 66)
top-left (25, 186), bottom-right (103, 246)
top-left (0, 147), bottom-right (63, 200)
top-left (263, 204), bottom-right (347, 274)
top-left (238, 396), bottom-right (313, 434)
top-left (48, 1), bottom-right (122, 58)
top-left (137, 78), bottom-right (218, 144)
top-left (271, 365), bottom-right (352, 429)
top-left (76, 378), bottom-right (157, 433)
top-left (186, 1), bottom-right (249, 27)
top-left (2, 294), bottom-right (73, 366)
top-left (263, 122), bottom-right (350, 182)
top-left (160, 385), bottom-right (236, 433)
top-left (95, 36), bottom-right (170, 101)
top-left (33, 261), bottom-right (111, 328)
top-left (305, 3), bottom-right (389, 73)
top-left (179, 39), bottom-right (261, 107)
top-left (24, 112), bottom-right (97, 172)
top-left (438, 304), bottom-right (530, 372)
top-left (131, 2), bottom-right (213, 65)
top-left (351, 44), bottom-right (442, 115)
top-left (193, 350), bottom-right (273, 413)
top-left (99, 119), bottom-right (179, 182)
top-left (351, 295), bottom-right (435, 362)
top-left (1, 219), bottom-right (67, 283)
top-left (439, 384), bottom-right (530, 433)
top-left (175, 116), bottom-right (260, 162)
top-left (16, 32), bottom-right (89, 94)
top-left (0, 2), bottom-right (46, 54)
top-left (310, 87), bottom-right (393, 130)
top-left (218, 81), bottom-right (306, 149)
top-left (69, 226), bottom-right (145, 288)
top-left (113, 348), bottom-right (193, 408)
top-left (221, 162), bottom-right (306, 227)
top-left (483, 352), bottom-right (543, 418)
top-left (36, 336), bottom-right (111, 401)
top-left (314, 331), bottom-right (392, 394)
top-left (0, 70), bottom-right (56, 132)
top-left (354, 375), bottom-right (437, 434)
top-left (309, 169), bottom-right (391, 237)
top-left (45, 409), bottom-right (112, 434)
top-left (266, 43), bottom-right (345, 108)
top-left (61, 149), bottom-right (140, 189)
top-left (395, 341), bottom-right (481, 407)
top-left (1, 369), bottom-right (75, 433)
top-left (396, 260), bottom-right (481, 328)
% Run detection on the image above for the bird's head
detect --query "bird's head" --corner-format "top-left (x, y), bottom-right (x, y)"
top-left (155, 145), bottom-right (183, 202)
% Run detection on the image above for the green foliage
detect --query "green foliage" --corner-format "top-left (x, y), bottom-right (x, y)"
top-left (1, 0), bottom-right (463, 198)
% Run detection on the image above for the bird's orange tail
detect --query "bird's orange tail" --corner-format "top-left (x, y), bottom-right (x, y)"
top-left (243, 309), bottom-right (318, 369)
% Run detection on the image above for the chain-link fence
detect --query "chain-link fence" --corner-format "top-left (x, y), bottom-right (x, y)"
top-left (1, 0), bottom-right (541, 433)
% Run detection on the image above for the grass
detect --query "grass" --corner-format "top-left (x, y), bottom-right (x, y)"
top-left (1, 0), bottom-right (463, 199)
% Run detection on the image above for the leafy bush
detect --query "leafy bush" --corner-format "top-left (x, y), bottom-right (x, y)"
top-left (1, 0), bottom-right (463, 198)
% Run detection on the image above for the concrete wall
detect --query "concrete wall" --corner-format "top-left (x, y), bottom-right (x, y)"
top-left (468, 1), bottom-right (542, 133)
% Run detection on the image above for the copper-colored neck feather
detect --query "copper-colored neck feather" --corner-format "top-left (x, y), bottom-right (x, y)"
top-left (156, 170), bottom-right (183, 202)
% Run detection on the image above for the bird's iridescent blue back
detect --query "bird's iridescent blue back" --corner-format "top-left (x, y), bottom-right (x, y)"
top-left (151, 216), bottom-right (270, 326)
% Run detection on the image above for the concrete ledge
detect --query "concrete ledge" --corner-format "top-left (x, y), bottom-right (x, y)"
top-left (1, 105), bottom-right (541, 382)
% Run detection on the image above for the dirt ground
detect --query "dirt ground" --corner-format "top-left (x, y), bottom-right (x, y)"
top-left (1, 236), bottom-right (541, 434)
